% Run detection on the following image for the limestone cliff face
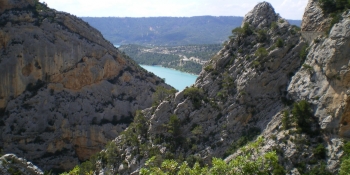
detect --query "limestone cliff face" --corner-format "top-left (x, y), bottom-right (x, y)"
top-left (301, 0), bottom-right (330, 32)
top-left (0, 154), bottom-right (43, 175)
top-left (95, 1), bottom-right (350, 174)
top-left (0, 0), bottom-right (170, 172)
top-left (97, 2), bottom-right (312, 174)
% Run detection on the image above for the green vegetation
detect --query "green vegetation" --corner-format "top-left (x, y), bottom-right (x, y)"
top-left (307, 162), bottom-right (332, 175)
top-left (302, 64), bottom-right (313, 70)
top-left (340, 141), bottom-right (350, 175)
top-left (292, 100), bottom-right (315, 135)
top-left (224, 127), bottom-right (261, 158)
top-left (231, 23), bottom-right (253, 38)
top-left (300, 44), bottom-right (309, 63)
top-left (7, 167), bottom-right (22, 175)
top-left (242, 22), bottom-right (253, 36)
top-left (183, 87), bottom-right (204, 109)
top-left (271, 22), bottom-right (278, 30)
top-left (204, 64), bottom-right (214, 72)
top-left (82, 17), bottom-right (300, 46)
top-left (252, 60), bottom-right (260, 68)
top-left (152, 86), bottom-right (177, 106)
top-left (282, 110), bottom-right (290, 130)
top-left (319, 0), bottom-right (350, 14)
top-left (119, 44), bottom-right (221, 74)
top-left (313, 144), bottom-right (327, 159)
top-left (140, 137), bottom-right (284, 175)
top-left (60, 162), bottom-right (94, 175)
top-left (166, 115), bottom-right (181, 138)
top-left (257, 29), bottom-right (267, 43)
top-left (318, 0), bottom-right (350, 33)
top-left (34, 0), bottom-right (48, 11)
top-left (275, 38), bottom-right (284, 48)
top-left (82, 16), bottom-right (244, 46)
top-left (255, 47), bottom-right (268, 58)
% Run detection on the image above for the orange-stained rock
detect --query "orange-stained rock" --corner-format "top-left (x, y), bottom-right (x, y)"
top-left (0, 1), bottom-right (172, 172)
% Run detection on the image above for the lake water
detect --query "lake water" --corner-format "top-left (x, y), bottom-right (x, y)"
top-left (140, 65), bottom-right (198, 91)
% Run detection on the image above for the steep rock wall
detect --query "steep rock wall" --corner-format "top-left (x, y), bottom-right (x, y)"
top-left (0, 1), bottom-right (171, 172)
top-left (95, 1), bottom-right (350, 174)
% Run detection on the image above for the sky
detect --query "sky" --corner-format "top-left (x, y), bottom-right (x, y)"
top-left (40, 0), bottom-right (308, 20)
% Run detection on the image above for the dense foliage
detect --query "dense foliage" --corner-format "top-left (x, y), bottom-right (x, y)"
top-left (340, 142), bottom-right (350, 174)
top-left (319, 0), bottom-right (350, 14)
top-left (140, 137), bottom-right (285, 175)
top-left (183, 87), bottom-right (205, 109)
top-left (292, 100), bottom-right (314, 134)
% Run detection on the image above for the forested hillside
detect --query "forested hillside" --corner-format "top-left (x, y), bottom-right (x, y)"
top-left (81, 16), bottom-right (301, 46)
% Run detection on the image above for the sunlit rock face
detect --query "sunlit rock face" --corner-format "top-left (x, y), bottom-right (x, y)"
top-left (0, 0), bottom-right (171, 172)
top-left (94, 1), bottom-right (350, 174)
top-left (0, 154), bottom-right (44, 175)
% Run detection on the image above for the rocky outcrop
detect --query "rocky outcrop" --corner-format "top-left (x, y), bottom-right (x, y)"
top-left (289, 5), bottom-right (350, 140)
top-left (289, 10), bottom-right (350, 135)
top-left (301, 0), bottom-right (330, 32)
top-left (96, 2), bottom-right (315, 174)
top-left (0, 1), bottom-right (171, 172)
top-left (0, 154), bottom-right (43, 175)
top-left (94, 1), bottom-right (350, 174)
top-left (242, 2), bottom-right (278, 28)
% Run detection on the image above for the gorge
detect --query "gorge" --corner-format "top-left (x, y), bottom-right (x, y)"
top-left (1, 0), bottom-right (350, 175)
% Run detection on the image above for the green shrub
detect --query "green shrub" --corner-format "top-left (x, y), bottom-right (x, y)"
top-left (232, 23), bottom-right (253, 37)
top-left (340, 141), bottom-right (350, 174)
top-left (300, 44), bottom-right (309, 63)
top-left (183, 87), bottom-right (204, 109)
top-left (257, 29), bottom-right (267, 43)
top-left (224, 127), bottom-right (261, 158)
top-left (140, 138), bottom-right (283, 175)
top-left (255, 47), bottom-right (268, 58)
top-left (252, 60), bottom-right (260, 68)
top-left (242, 22), bottom-right (253, 36)
top-left (204, 65), bottom-right (214, 72)
top-left (271, 22), bottom-right (278, 29)
top-left (303, 64), bottom-right (313, 71)
top-left (216, 91), bottom-right (225, 100)
top-left (152, 86), bottom-right (177, 106)
top-left (232, 27), bottom-right (243, 36)
top-left (166, 115), bottom-right (181, 137)
top-left (273, 164), bottom-right (286, 175)
top-left (292, 100), bottom-right (313, 134)
top-left (307, 162), bottom-right (332, 175)
top-left (319, 0), bottom-right (350, 14)
top-left (7, 167), bottom-right (21, 175)
top-left (191, 125), bottom-right (203, 136)
top-left (340, 157), bottom-right (350, 175)
top-left (313, 144), bottom-right (327, 159)
top-left (275, 38), bottom-right (284, 48)
top-left (282, 110), bottom-right (290, 130)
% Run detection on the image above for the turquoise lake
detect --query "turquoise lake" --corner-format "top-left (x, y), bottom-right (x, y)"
top-left (140, 65), bottom-right (198, 91)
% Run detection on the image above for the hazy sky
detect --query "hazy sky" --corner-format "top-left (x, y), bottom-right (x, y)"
top-left (40, 0), bottom-right (308, 20)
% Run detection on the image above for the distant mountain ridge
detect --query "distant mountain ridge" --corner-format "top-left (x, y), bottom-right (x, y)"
top-left (81, 16), bottom-right (301, 46)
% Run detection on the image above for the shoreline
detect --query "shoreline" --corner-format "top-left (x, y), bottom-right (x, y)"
top-left (140, 64), bottom-right (199, 76)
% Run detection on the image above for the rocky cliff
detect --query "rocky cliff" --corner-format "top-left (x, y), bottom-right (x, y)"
top-left (0, 154), bottom-right (43, 175)
top-left (89, 1), bottom-right (350, 174)
top-left (0, 0), bottom-right (171, 172)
